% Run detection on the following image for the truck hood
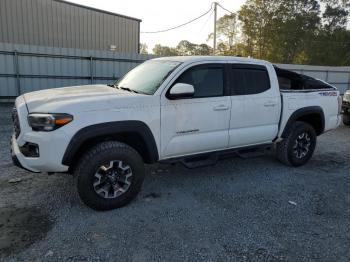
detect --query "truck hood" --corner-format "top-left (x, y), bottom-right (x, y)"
top-left (23, 84), bottom-right (139, 113)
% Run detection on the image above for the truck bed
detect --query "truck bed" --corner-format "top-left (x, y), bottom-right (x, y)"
top-left (278, 90), bottom-right (340, 138)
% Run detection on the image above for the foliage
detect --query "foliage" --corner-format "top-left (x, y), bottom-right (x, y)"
top-left (152, 0), bottom-right (350, 65)
top-left (215, 0), bottom-right (350, 65)
top-left (152, 41), bottom-right (212, 56)
top-left (152, 44), bottom-right (178, 56)
top-left (139, 43), bottom-right (148, 54)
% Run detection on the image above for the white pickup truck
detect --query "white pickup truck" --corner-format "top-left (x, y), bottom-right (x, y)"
top-left (11, 56), bottom-right (341, 210)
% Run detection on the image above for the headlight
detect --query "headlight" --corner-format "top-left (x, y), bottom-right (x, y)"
top-left (28, 113), bottom-right (73, 131)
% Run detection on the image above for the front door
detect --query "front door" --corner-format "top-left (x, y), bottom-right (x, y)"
top-left (160, 63), bottom-right (231, 159)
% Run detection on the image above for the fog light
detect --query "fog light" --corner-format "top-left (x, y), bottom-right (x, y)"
top-left (19, 142), bottom-right (40, 157)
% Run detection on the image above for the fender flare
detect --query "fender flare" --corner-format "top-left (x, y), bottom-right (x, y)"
top-left (62, 120), bottom-right (159, 166)
top-left (281, 106), bottom-right (325, 137)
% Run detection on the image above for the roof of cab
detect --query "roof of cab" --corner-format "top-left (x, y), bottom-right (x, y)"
top-left (152, 56), bottom-right (270, 65)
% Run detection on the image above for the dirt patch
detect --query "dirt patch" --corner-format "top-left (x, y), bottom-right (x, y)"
top-left (0, 206), bottom-right (54, 258)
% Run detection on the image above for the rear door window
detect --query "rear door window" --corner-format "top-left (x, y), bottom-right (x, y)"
top-left (230, 65), bottom-right (271, 95)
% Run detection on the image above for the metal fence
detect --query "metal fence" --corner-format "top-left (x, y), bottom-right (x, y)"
top-left (0, 42), bottom-right (154, 97)
top-left (0, 42), bottom-right (350, 97)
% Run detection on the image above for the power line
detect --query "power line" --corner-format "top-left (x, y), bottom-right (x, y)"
top-left (217, 3), bottom-right (234, 15)
top-left (141, 4), bottom-right (213, 34)
top-left (199, 8), bottom-right (214, 33)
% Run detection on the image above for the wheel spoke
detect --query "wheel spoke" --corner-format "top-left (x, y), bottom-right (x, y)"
top-left (293, 131), bottom-right (312, 159)
top-left (95, 184), bottom-right (110, 197)
top-left (93, 160), bottom-right (133, 199)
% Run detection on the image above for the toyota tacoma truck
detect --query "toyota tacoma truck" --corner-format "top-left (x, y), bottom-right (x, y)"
top-left (11, 56), bottom-right (342, 210)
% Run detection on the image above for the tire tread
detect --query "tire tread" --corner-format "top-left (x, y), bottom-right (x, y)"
top-left (75, 141), bottom-right (144, 210)
top-left (276, 121), bottom-right (316, 167)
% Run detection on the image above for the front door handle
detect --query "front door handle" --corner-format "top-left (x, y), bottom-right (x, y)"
top-left (213, 105), bottom-right (229, 111)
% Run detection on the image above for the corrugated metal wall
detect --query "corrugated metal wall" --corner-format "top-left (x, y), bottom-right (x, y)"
top-left (0, 0), bottom-right (140, 53)
top-left (0, 43), bottom-right (154, 97)
top-left (0, 42), bottom-right (349, 97)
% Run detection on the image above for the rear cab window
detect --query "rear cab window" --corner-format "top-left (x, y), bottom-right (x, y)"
top-left (229, 64), bottom-right (271, 95)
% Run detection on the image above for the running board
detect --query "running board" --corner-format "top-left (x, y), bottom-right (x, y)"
top-left (236, 146), bottom-right (272, 159)
top-left (181, 155), bottom-right (218, 169)
top-left (160, 143), bottom-right (273, 169)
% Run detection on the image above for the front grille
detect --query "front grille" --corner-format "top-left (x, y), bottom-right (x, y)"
top-left (12, 107), bottom-right (21, 138)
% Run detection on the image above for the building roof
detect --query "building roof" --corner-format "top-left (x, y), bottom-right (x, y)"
top-left (54, 0), bottom-right (142, 22)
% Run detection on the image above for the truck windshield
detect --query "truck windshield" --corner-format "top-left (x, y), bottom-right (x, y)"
top-left (115, 60), bottom-right (181, 95)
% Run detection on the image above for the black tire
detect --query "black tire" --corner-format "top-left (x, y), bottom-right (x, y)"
top-left (276, 121), bottom-right (317, 167)
top-left (343, 114), bottom-right (350, 126)
top-left (75, 141), bottom-right (145, 211)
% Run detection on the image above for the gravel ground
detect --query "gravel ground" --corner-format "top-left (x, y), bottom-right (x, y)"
top-left (0, 102), bottom-right (350, 262)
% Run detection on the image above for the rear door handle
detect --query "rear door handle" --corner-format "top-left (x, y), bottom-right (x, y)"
top-left (213, 105), bottom-right (229, 111)
top-left (264, 102), bottom-right (277, 107)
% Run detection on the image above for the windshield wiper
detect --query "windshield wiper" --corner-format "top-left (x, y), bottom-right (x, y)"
top-left (107, 84), bottom-right (132, 91)
top-left (119, 86), bottom-right (138, 93)
top-left (119, 86), bottom-right (148, 95)
top-left (108, 84), bottom-right (147, 95)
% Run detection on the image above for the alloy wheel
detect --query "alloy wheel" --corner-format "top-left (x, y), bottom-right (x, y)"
top-left (93, 160), bottom-right (133, 199)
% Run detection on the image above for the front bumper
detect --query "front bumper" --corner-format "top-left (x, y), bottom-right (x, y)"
top-left (11, 136), bottom-right (39, 173)
top-left (11, 131), bottom-right (69, 173)
top-left (10, 96), bottom-right (70, 173)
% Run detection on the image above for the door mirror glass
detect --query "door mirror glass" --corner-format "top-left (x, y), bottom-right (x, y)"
top-left (168, 83), bottom-right (194, 99)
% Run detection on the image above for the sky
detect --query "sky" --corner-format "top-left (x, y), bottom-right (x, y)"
top-left (67, 0), bottom-right (246, 52)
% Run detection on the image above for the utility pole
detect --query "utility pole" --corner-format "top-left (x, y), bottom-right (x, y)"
top-left (213, 2), bottom-right (218, 55)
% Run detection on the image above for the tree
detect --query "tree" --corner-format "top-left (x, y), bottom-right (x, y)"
top-left (309, 0), bottom-right (350, 65)
top-left (152, 44), bottom-right (178, 56)
top-left (139, 43), bottom-right (148, 54)
top-left (321, 0), bottom-right (349, 31)
top-left (208, 13), bottom-right (238, 54)
top-left (176, 40), bottom-right (196, 55)
top-left (233, 0), bottom-right (350, 65)
top-left (195, 44), bottom-right (212, 55)
top-left (152, 41), bottom-right (212, 56)
top-left (237, 0), bottom-right (321, 63)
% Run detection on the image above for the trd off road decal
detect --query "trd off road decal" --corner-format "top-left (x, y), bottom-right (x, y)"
top-left (319, 91), bottom-right (338, 96)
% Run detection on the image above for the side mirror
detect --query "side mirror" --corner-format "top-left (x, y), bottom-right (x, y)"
top-left (168, 83), bottom-right (194, 99)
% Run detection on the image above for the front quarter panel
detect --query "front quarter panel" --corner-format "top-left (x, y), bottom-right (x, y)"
top-left (13, 95), bottom-right (161, 173)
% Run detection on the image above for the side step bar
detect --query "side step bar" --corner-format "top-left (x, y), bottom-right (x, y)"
top-left (161, 143), bottom-right (273, 169)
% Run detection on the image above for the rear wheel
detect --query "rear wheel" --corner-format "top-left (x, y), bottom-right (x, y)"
top-left (343, 114), bottom-right (350, 126)
top-left (276, 121), bottom-right (317, 167)
top-left (75, 141), bottom-right (145, 210)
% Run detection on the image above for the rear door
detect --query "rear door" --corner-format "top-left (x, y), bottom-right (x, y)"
top-left (228, 64), bottom-right (281, 147)
top-left (160, 63), bottom-right (231, 158)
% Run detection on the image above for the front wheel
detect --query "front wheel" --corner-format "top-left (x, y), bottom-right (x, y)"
top-left (75, 141), bottom-right (145, 211)
top-left (276, 121), bottom-right (317, 167)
